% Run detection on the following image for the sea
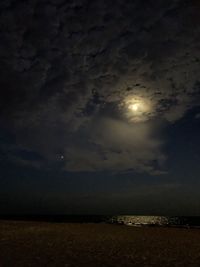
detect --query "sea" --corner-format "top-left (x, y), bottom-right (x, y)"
top-left (1, 215), bottom-right (200, 228)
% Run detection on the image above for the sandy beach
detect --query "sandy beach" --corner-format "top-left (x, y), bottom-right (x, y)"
top-left (0, 221), bottom-right (200, 267)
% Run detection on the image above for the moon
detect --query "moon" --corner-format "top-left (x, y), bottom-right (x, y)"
top-left (129, 103), bottom-right (140, 112)
top-left (123, 96), bottom-right (153, 122)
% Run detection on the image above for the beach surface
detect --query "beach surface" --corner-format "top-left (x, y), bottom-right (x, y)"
top-left (0, 221), bottom-right (200, 267)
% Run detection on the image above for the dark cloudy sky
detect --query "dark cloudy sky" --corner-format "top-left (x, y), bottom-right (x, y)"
top-left (0, 0), bottom-right (200, 215)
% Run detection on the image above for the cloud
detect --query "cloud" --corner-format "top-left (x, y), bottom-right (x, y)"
top-left (64, 117), bottom-right (166, 174)
top-left (0, 0), bottom-right (200, 174)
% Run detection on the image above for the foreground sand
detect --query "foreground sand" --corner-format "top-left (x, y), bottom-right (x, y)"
top-left (0, 221), bottom-right (200, 267)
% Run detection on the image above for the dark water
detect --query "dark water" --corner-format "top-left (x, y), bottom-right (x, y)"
top-left (0, 215), bottom-right (200, 228)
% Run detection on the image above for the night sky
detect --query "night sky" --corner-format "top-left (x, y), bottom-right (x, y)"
top-left (0, 0), bottom-right (200, 215)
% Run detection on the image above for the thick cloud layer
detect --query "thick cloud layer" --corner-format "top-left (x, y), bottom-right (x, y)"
top-left (0, 0), bottom-right (200, 174)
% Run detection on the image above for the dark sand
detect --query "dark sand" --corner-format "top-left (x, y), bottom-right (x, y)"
top-left (0, 221), bottom-right (200, 267)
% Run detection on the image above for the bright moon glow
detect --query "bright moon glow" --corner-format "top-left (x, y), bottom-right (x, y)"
top-left (129, 103), bottom-right (139, 111)
top-left (123, 96), bottom-right (153, 122)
